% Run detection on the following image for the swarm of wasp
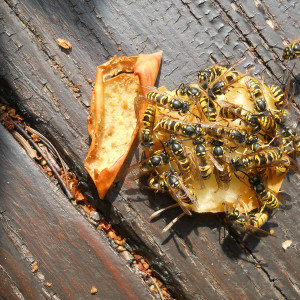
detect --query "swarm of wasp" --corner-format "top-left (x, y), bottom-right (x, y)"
top-left (130, 56), bottom-right (299, 233)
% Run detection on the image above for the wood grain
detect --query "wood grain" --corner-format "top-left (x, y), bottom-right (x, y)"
top-left (0, 125), bottom-right (154, 299)
top-left (0, 0), bottom-right (299, 299)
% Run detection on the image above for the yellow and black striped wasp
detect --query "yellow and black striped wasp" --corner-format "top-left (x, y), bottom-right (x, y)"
top-left (282, 39), bottom-right (300, 60)
top-left (245, 76), bottom-right (267, 113)
top-left (143, 86), bottom-right (194, 115)
top-left (247, 174), bottom-right (280, 210)
top-left (224, 195), bottom-right (273, 235)
top-left (197, 56), bottom-right (235, 85)
top-left (163, 135), bottom-right (205, 189)
top-left (202, 57), bottom-right (247, 101)
top-left (210, 139), bottom-right (232, 190)
top-left (231, 146), bottom-right (285, 172)
top-left (196, 57), bottom-right (248, 121)
top-left (218, 100), bottom-right (262, 133)
top-left (161, 169), bottom-right (197, 209)
top-left (192, 137), bottom-right (214, 180)
top-left (140, 104), bottom-right (156, 149)
top-left (201, 122), bottom-right (247, 145)
top-left (157, 115), bottom-right (204, 138)
top-left (148, 158), bottom-right (201, 232)
top-left (128, 148), bottom-right (170, 180)
top-left (268, 84), bottom-right (285, 110)
top-left (245, 134), bottom-right (263, 152)
top-left (176, 82), bottom-right (218, 122)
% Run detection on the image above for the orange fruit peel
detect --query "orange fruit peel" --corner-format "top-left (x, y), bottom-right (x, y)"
top-left (85, 52), bottom-right (163, 199)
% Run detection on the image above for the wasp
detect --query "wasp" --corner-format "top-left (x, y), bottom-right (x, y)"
top-left (245, 76), bottom-right (267, 112)
top-left (249, 210), bottom-right (269, 229)
top-left (268, 84), bottom-right (285, 110)
top-left (160, 170), bottom-right (197, 210)
top-left (187, 137), bottom-right (225, 187)
top-left (272, 80), bottom-right (296, 139)
top-left (176, 83), bottom-right (219, 122)
top-left (194, 138), bottom-right (225, 170)
top-left (176, 83), bottom-right (202, 99)
top-left (147, 173), bottom-right (168, 192)
top-left (165, 135), bottom-right (206, 188)
top-left (128, 149), bottom-right (170, 181)
top-left (246, 134), bottom-right (262, 152)
top-left (248, 174), bottom-right (279, 210)
top-left (158, 117), bottom-right (204, 138)
top-left (208, 70), bottom-right (243, 100)
top-left (282, 39), bottom-right (300, 60)
top-left (145, 87), bottom-right (192, 114)
top-left (215, 162), bottom-right (232, 190)
top-left (165, 136), bottom-right (192, 181)
top-left (192, 138), bottom-right (214, 180)
top-left (176, 82), bottom-right (219, 122)
top-left (195, 95), bottom-right (218, 122)
top-left (148, 169), bottom-right (197, 210)
top-left (211, 139), bottom-right (225, 160)
top-left (148, 167), bottom-right (199, 232)
top-left (224, 196), bottom-right (272, 235)
top-left (201, 123), bottom-right (247, 144)
top-left (253, 114), bottom-right (277, 135)
top-left (197, 56), bottom-right (235, 84)
top-left (140, 104), bottom-right (156, 148)
top-left (232, 147), bottom-right (283, 171)
top-left (210, 140), bottom-right (232, 190)
top-left (198, 65), bottom-right (228, 85)
top-left (202, 57), bottom-right (246, 100)
top-left (294, 137), bottom-right (300, 156)
top-left (218, 101), bottom-right (261, 132)
top-left (219, 105), bottom-right (243, 121)
top-left (140, 150), bottom-right (169, 172)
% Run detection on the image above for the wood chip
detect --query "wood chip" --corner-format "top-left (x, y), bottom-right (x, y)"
top-left (282, 240), bottom-right (292, 250)
top-left (56, 38), bottom-right (72, 50)
top-left (31, 261), bottom-right (38, 273)
top-left (73, 87), bottom-right (80, 93)
top-left (90, 286), bottom-right (98, 294)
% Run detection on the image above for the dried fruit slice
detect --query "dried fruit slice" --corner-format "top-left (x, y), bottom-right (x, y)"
top-left (85, 52), bottom-right (163, 199)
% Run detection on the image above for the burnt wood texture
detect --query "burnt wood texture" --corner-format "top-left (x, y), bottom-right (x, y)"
top-left (1, 0), bottom-right (300, 299)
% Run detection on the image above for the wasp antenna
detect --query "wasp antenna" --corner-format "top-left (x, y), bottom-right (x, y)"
top-left (158, 138), bottom-right (166, 149)
top-left (233, 195), bottom-right (243, 211)
top-left (168, 160), bottom-right (175, 173)
top-left (150, 203), bottom-right (179, 220)
top-left (240, 200), bottom-right (249, 216)
top-left (162, 212), bottom-right (186, 232)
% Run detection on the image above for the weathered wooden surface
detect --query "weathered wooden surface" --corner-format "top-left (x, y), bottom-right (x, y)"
top-left (1, 0), bottom-right (300, 299)
top-left (0, 125), bottom-right (155, 299)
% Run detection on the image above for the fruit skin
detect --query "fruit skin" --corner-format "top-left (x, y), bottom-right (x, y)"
top-left (85, 52), bottom-right (162, 199)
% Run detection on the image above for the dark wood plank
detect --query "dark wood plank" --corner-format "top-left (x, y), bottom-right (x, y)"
top-left (0, 0), bottom-right (300, 299)
top-left (0, 219), bottom-right (47, 300)
top-left (0, 124), bottom-right (154, 300)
